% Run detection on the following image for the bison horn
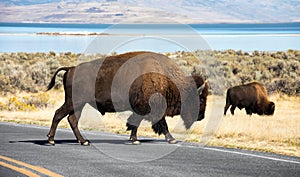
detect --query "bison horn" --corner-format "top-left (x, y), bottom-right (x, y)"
top-left (197, 82), bottom-right (206, 95)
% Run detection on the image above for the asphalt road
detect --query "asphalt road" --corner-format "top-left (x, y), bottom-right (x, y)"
top-left (0, 122), bottom-right (299, 177)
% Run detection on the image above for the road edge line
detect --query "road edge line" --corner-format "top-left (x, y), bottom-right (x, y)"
top-left (202, 147), bottom-right (300, 164)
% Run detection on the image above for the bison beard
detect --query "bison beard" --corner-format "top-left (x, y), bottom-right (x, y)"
top-left (46, 52), bottom-right (208, 145)
top-left (224, 82), bottom-right (275, 116)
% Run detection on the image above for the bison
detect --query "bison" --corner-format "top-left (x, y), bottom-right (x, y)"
top-left (224, 82), bottom-right (275, 116)
top-left (46, 51), bottom-right (208, 145)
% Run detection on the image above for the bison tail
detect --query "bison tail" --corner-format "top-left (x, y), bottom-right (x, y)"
top-left (224, 89), bottom-right (231, 115)
top-left (46, 67), bottom-right (72, 91)
top-left (225, 89), bottom-right (230, 104)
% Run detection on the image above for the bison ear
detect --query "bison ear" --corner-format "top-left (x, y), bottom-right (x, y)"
top-left (197, 80), bottom-right (207, 95)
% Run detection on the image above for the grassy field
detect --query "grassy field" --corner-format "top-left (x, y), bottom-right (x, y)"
top-left (1, 90), bottom-right (299, 157)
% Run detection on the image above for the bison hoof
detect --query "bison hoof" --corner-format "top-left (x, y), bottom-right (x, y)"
top-left (48, 140), bottom-right (55, 146)
top-left (81, 140), bottom-right (90, 146)
top-left (168, 139), bottom-right (177, 144)
top-left (132, 140), bottom-right (141, 145)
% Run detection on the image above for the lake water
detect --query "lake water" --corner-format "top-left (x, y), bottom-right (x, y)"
top-left (0, 23), bottom-right (299, 53)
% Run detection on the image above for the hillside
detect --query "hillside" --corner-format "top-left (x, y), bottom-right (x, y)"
top-left (1, 0), bottom-right (300, 24)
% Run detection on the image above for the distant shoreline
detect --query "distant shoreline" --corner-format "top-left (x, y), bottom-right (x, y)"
top-left (0, 32), bottom-right (299, 37)
top-left (36, 32), bottom-right (110, 36)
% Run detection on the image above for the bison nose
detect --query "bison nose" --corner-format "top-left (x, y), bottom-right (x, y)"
top-left (197, 113), bottom-right (205, 121)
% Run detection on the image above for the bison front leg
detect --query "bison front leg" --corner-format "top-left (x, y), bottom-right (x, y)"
top-left (230, 105), bottom-right (236, 115)
top-left (152, 117), bottom-right (176, 144)
top-left (68, 111), bottom-right (89, 146)
top-left (126, 113), bottom-right (143, 145)
top-left (245, 107), bottom-right (253, 115)
top-left (47, 104), bottom-right (70, 145)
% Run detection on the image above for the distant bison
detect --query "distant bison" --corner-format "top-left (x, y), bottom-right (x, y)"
top-left (224, 82), bottom-right (275, 116)
top-left (46, 51), bottom-right (208, 145)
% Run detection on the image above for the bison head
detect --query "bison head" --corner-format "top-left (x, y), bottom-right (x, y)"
top-left (196, 79), bottom-right (208, 121)
top-left (265, 102), bottom-right (275, 115)
top-left (181, 76), bottom-right (208, 128)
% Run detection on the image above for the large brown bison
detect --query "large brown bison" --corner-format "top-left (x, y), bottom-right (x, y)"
top-left (224, 82), bottom-right (275, 116)
top-left (46, 51), bottom-right (208, 145)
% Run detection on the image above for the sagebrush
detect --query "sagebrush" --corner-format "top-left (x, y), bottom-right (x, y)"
top-left (1, 50), bottom-right (299, 96)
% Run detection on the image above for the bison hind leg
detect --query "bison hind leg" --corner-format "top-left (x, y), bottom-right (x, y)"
top-left (47, 103), bottom-right (72, 145)
top-left (68, 111), bottom-right (89, 146)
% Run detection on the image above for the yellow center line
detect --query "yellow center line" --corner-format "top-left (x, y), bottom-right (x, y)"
top-left (0, 155), bottom-right (64, 177)
top-left (0, 161), bottom-right (40, 177)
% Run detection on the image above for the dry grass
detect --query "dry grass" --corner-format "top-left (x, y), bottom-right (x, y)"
top-left (0, 90), bottom-right (299, 157)
top-left (0, 91), bottom-right (69, 128)
top-left (201, 95), bottom-right (300, 157)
